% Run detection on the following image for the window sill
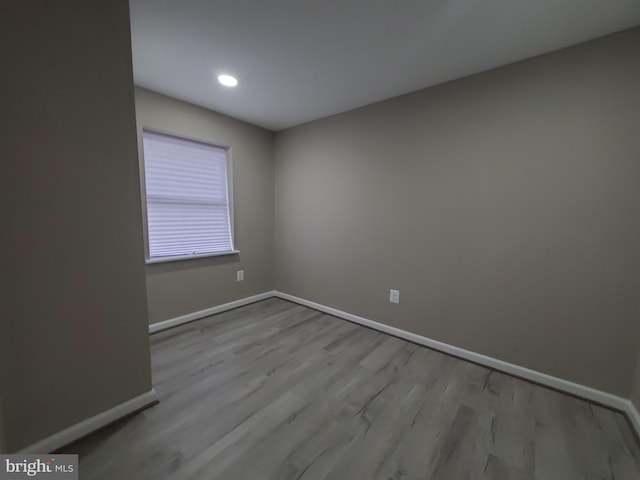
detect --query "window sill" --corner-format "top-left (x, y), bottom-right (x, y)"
top-left (145, 250), bottom-right (240, 264)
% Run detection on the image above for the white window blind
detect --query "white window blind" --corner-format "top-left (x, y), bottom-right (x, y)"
top-left (142, 130), bottom-right (234, 261)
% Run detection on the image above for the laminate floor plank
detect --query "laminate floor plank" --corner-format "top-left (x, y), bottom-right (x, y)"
top-left (62, 298), bottom-right (640, 480)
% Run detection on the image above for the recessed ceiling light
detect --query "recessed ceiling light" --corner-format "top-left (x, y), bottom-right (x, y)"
top-left (218, 74), bottom-right (238, 87)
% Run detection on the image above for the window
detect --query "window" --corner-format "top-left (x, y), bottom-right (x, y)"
top-left (141, 130), bottom-right (236, 263)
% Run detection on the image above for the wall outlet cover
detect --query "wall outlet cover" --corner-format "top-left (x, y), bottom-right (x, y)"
top-left (390, 289), bottom-right (400, 304)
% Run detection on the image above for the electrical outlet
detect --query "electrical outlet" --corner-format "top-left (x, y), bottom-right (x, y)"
top-left (389, 289), bottom-right (400, 304)
top-left (236, 270), bottom-right (244, 282)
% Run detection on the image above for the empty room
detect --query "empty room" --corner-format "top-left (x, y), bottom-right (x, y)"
top-left (3, 0), bottom-right (640, 479)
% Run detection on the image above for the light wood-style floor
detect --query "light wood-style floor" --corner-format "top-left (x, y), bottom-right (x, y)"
top-left (65, 298), bottom-right (640, 479)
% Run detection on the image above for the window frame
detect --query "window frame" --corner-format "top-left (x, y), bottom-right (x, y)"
top-left (139, 128), bottom-right (238, 264)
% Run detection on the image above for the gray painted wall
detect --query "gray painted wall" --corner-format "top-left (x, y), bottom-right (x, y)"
top-left (135, 88), bottom-right (275, 324)
top-left (0, 295), bottom-right (7, 453)
top-left (0, 399), bottom-right (6, 454)
top-left (632, 350), bottom-right (640, 410)
top-left (3, 1), bottom-right (152, 451)
top-left (274, 28), bottom-right (640, 396)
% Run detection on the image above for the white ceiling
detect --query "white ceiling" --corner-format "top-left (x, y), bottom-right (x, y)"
top-left (129, 0), bottom-right (640, 131)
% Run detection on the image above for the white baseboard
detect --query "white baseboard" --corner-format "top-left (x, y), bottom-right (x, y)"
top-left (624, 399), bottom-right (640, 440)
top-left (18, 389), bottom-right (158, 454)
top-left (274, 291), bottom-right (631, 415)
top-left (149, 291), bottom-right (276, 334)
